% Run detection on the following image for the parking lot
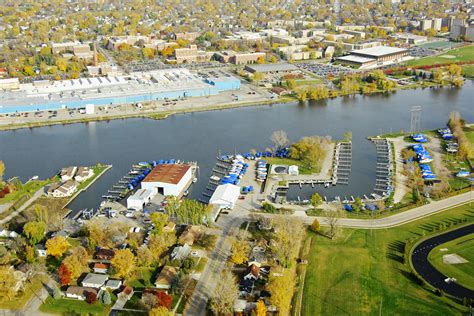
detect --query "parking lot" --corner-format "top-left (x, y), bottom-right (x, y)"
top-left (296, 62), bottom-right (353, 77)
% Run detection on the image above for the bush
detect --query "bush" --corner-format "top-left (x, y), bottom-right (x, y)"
top-left (85, 291), bottom-right (97, 304)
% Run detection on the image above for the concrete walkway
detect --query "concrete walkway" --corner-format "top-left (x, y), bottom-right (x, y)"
top-left (0, 187), bottom-right (45, 225)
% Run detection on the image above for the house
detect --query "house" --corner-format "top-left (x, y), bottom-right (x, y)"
top-left (171, 243), bottom-right (192, 261)
top-left (52, 230), bottom-right (69, 239)
top-left (66, 286), bottom-right (98, 300)
top-left (94, 248), bottom-right (115, 260)
top-left (82, 273), bottom-right (108, 288)
top-left (244, 264), bottom-right (262, 281)
top-left (60, 166), bottom-right (77, 181)
top-left (118, 286), bottom-right (134, 300)
top-left (48, 180), bottom-right (78, 197)
top-left (0, 229), bottom-right (19, 238)
top-left (93, 263), bottom-right (109, 274)
top-left (179, 225), bottom-right (203, 246)
top-left (74, 167), bottom-right (94, 182)
top-left (105, 279), bottom-right (122, 290)
top-left (154, 266), bottom-right (178, 290)
top-left (36, 244), bottom-right (47, 257)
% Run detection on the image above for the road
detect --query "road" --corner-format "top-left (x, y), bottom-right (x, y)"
top-left (184, 192), bottom-right (472, 315)
top-left (411, 224), bottom-right (474, 299)
top-left (0, 187), bottom-right (45, 225)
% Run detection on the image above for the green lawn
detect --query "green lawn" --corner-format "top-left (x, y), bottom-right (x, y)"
top-left (0, 276), bottom-right (46, 309)
top-left (428, 233), bottom-right (474, 291)
top-left (125, 267), bottom-right (156, 289)
top-left (461, 65), bottom-right (474, 78)
top-left (39, 297), bottom-right (109, 315)
top-left (300, 203), bottom-right (473, 316)
top-left (266, 157), bottom-right (320, 174)
top-left (0, 179), bottom-right (51, 204)
top-left (406, 45), bottom-right (474, 67)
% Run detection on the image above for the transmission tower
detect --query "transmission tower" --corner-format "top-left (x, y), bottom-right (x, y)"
top-left (410, 106), bottom-right (422, 135)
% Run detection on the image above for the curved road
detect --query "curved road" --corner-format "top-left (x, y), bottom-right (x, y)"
top-left (411, 224), bottom-right (474, 299)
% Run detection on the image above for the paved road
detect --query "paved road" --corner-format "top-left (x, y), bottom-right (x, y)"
top-left (0, 187), bottom-right (45, 225)
top-left (184, 193), bottom-right (472, 315)
top-left (412, 224), bottom-right (474, 299)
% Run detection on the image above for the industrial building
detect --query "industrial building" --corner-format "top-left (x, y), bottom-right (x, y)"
top-left (127, 188), bottom-right (156, 211)
top-left (336, 46), bottom-right (409, 69)
top-left (209, 183), bottom-right (241, 220)
top-left (141, 163), bottom-right (193, 197)
top-left (0, 69), bottom-right (241, 114)
top-left (244, 63), bottom-right (298, 73)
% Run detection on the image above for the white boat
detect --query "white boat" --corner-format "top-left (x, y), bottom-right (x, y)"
top-left (193, 177), bottom-right (198, 183)
top-left (183, 190), bottom-right (189, 196)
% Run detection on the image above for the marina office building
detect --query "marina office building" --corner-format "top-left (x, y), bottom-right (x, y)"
top-left (336, 46), bottom-right (409, 69)
top-left (0, 68), bottom-right (241, 114)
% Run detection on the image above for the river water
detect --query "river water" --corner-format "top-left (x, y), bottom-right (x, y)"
top-left (0, 81), bottom-right (472, 210)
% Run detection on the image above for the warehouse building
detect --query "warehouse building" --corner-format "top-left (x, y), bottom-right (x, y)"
top-left (209, 184), bottom-right (241, 220)
top-left (127, 188), bottom-right (156, 211)
top-left (0, 69), bottom-right (241, 114)
top-left (244, 63), bottom-right (298, 73)
top-left (141, 164), bottom-right (193, 197)
top-left (336, 46), bottom-right (409, 69)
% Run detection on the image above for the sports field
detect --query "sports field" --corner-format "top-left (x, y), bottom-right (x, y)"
top-left (428, 234), bottom-right (474, 291)
top-left (406, 45), bottom-right (474, 67)
top-left (300, 203), bottom-right (473, 316)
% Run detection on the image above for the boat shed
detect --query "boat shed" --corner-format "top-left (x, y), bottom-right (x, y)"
top-left (141, 164), bottom-right (192, 197)
top-left (209, 184), bottom-right (241, 213)
top-left (127, 188), bottom-right (156, 211)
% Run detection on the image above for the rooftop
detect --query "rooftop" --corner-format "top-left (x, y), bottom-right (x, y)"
top-left (336, 55), bottom-right (376, 63)
top-left (245, 63), bottom-right (298, 73)
top-left (351, 46), bottom-right (408, 57)
top-left (142, 164), bottom-right (191, 184)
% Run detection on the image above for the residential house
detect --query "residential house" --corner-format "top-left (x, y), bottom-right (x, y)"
top-left (154, 266), bottom-right (178, 290)
top-left (75, 167), bottom-right (94, 182)
top-left (179, 225), bottom-right (202, 246)
top-left (243, 264), bottom-right (262, 281)
top-left (36, 244), bottom-right (47, 257)
top-left (93, 263), bottom-right (109, 274)
top-left (66, 286), bottom-right (98, 300)
top-left (81, 273), bottom-right (108, 288)
top-left (94, 248), bottom-right (115, 260)
top-left (171, 243), bottom-right (192, 261)
top-left (48, 180), bottom-right (78, 198)
top-left (105, 279), bottom-right (122, 290)
top-left (60, 167), bottom-right (77, 181)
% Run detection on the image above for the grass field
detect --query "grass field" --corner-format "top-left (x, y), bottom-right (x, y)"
top-left (266, 157), bottom-right (321, 174)
top-left (40, 297), bottom-right (109, 315)
top-left (406, 45), bottom-right (474, 67)
top-left (0, 276), bottom-right (47, 309)
top-left (428, 233), bottom-right (474, 291)
top-left (300, 203), bottom-right (474, 316)
top-left (0, 179), bottom-right (51, 204)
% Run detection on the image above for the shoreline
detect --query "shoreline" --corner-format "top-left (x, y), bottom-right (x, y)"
top-left (0, 80), bottom-right (464, 132)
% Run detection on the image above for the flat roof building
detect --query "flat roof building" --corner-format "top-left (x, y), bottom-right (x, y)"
top-left (209, 184), bottom-right (240, 220)
top-left (336, 46), bottom-right (409, 69)
top-left (244, 63), bottom-right (298, 73)
top-left (141, 164), bottom-right (192, 197)
top-left (127, 188), bottom-right (156, 211)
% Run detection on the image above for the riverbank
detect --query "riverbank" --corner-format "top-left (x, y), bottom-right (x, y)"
top-left (0, 76), bottom-right (462, 132)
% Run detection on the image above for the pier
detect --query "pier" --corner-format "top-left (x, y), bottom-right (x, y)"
top-left (199, 158), bottom-right (233, 203)
top-left (334, 141), bottom-right (352, 185)
top-left (369, 138), bottom-right (393, 197)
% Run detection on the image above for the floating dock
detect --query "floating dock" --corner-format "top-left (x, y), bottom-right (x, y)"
top-left (369, 138), bottom-right (393, 198)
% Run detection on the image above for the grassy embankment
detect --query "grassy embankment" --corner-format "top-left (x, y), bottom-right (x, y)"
top-left (428, 233), bottom-right (474, 291)
top-left (298, 203), bottom-right (473, 316)
top-left (40, 297), bottom-right (109, 315)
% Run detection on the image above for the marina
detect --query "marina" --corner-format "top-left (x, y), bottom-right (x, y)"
top-left (370, 138), bottom-right (394, 197)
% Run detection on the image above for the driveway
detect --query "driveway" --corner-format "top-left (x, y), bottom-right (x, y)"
top-left (0, 187), bottom-right (45, 225)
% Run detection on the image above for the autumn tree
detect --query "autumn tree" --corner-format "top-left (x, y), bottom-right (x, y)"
top-left (271, 130), bottom-right (290, 151)
top-left (137, 246), bottom-right (154, 267)
top-left (267, 268), bottom-right (295, 315)
top-left (149, 306), bottom-right (174, 316)
top-left (150, 213), bottom-right (169, 234)
top-left (111, 249), bottom-right (136, 278)
top-left (58, 263), bottom-right (72, 286)
top-left (255, 299), bottom-right (267, 316)
top-left (271, 217), bottom-right (304, 268)
top-left (311, 193), bottom-right (323, 209)
top-left (0, 266), bottom-right (18, 300)
top-left (0, 160), bottom-right (5, 182)
top-left (310, 219), bottom-right (321, 233)
top-left (148, 232), bottom-right (177, 262)
top-left (46, 236), bottom-right (70, 259)
top-left (210, 270), bottom-right (239, 316)
top-left (286, 79), bottom-right (296, 89)
top-left (85, 291), bottom-right (97, 304)
top-left (155, 291), bottom-right (173, 309)
top-left (447, 64), bottom-right (462, 83)
top-left (326, 210), bottom-right (341, 239)
top-left (23, 221), bottom-right (46, 245)
top-left (62, 246), bottom-right (90, 278)
top-left (230, 237), bottom-right (250, 265)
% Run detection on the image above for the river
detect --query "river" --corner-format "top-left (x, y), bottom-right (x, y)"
top-left (0, 81), bottom-right (472, 210)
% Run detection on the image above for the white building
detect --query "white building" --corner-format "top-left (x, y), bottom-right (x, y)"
top-left (126, 188), bottom-right (156, 211)
top-left (209, 184), bottom-right (240, 211)
top-left (49, 180), bottom-right (78, 197)
top-left (74, 167), bottom-right (94, 182)
top-left (85, 104), bottom-right (95, 114)
top-left (81, 273), bottom-right (108, 288)
top-left (288, 165), bottom-right (299, 176)
top-left (141, 164), bottom-right (192, 197)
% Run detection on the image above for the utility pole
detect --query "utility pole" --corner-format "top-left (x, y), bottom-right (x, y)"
top-left (410, 106), bottom-right (422, 135)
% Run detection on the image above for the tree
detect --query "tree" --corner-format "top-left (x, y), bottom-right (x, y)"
top-left (353, 197), bottom-right (364, 213)
top-left (447, 64), bottom-right (462, 83)
top-left (230, 238), bottom-right (250, 265)
top-left (326, 210), bottom-right (341, 239)
top-left (255, 300), bottom-right (267, 316)
top-left (311, 193), bottom-right (323, 209)
top-left (23, 221), bottom-right (46, 245)
top-left (62, 246), bottom-right (90, 278)
top-left (286, 79), bottom-right (296, 89)
top-left (46, 236), bottom-right (70, 259)
top-left (149, 306), bottom-right (174, 316)
top-left (210, 270), bottom-right (238, 316)
top-left (85, 291), bottom-right (97, 304)
top-left (148, 232), bottom-right (177, 262)
top-left (111, 249), bottom-right (136, 278)
top-left (253, 72), bottom-right (264, 81)
top-left (0, 161), bottom-right (4, 182)
top-left (310, 219), bottom-right (321, 232)
top-left (150, 213), bottom-right (169, 234)
top-left (0, 266), bottom-right (18, 300)
top-left (271, 130), bottom-right (290, 151)
top-left (290, 136), bottom-right (330, 171)
top-left (267, 268), bottom-right (295, 315)
top-left (432, 68), bottom-right (443, 84)
top-left (137, 247), bottom-right (154, 267)
top-left (99, 290), bottom-right (112, 305)
top-left (58, 263), bottom-right (72, 286)
top-left (296, 89), bottom-right (307, 101)
top-left (271, 217), bottom-right (304, 268)
top-left (142, 292), bottom-right (158, 310)
top-left (155, 291), bottom-right (173, 309)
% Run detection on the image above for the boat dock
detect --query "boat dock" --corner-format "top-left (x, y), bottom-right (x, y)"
top-left (199, 158), bottom-right (233, 203)
top-left (370, 138), bottom-right (393, 197)
top-left (334, 141), bottom-right (352, 185)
